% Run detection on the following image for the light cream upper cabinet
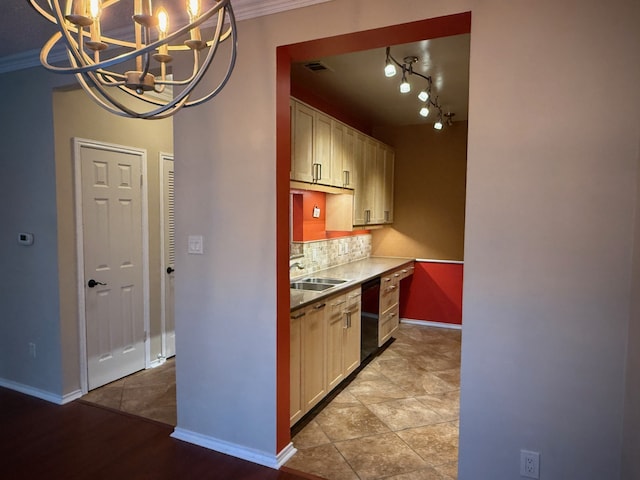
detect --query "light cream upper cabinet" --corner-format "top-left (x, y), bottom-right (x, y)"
top-left (314, 111), bottom-right (333, 185)
top-left (330, 120), bottom-right (346, 187)
top-left (342, 126), bottom-right (356, 189)
top-left (291, 99), bottom-right (315, 183)
top-left (382, 144), bottom-right (395, 224)
top-left (352, 132), bottom-right (367, 225)
top-left (352, 138), bottom-right (395, 226)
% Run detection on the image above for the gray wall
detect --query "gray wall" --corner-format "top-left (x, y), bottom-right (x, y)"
top-left (173, 0), bottom-right (640, 476)
top-left (622, 134), bottom-right (640, 479)
top-left (0, 67), bottom-right (65, 396)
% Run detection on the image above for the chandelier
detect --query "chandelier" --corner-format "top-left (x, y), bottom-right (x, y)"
top-left (28, 0), bottom-right (238, 119)
top-left (384, 47), bottom-right (454, 130)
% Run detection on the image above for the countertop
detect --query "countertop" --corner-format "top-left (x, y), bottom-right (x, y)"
top-left (290, 256), bottom-right (414, 311)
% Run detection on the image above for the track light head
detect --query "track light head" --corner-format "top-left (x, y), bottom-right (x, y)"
top-left (384, 47), bottom-right (397, 77)
top-left (400, 70), bottom-right (410, 93)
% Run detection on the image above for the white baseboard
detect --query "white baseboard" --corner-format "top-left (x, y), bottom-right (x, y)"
top-left (400, 318), bottom-right (462, 330)
top-left (0, 378), bottom-right (83, 405)
top-left (171, 427), bottom-right (285, 469)
top-left (148, 357), bottom-right (166, 369)
top-left (276, 442), bottom-right (298, 468)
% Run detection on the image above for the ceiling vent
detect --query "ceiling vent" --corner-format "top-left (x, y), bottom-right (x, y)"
top-left (303, 61), bottom-right (332, 73)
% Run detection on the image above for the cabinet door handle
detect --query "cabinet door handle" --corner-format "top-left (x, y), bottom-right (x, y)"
top-left (348, 293), bottom-right (361, 299)
top-left (343, 170), bottom-right (350, 187)
top-left (394, 273), bottom-right (400, 277)
top-left (384, 277), bottom-right (391, 282)
top-left (313, 303), bottom-right (326, 310)
top-left (291, 311), bottom-right (306, 319)
top-left (332, 300), bottom-right (346, 307)
top-left (343, 311), bottom-right (352, 328)
top-left (385, 210), bottom-right (389, 222)
top-left (312, 163), bottom-right (321, 182)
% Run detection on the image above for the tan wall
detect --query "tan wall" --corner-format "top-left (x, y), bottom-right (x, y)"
top-left (53, 88), bottom-right (173, 391)
top-left (370, 121), bottom-right (467, 261)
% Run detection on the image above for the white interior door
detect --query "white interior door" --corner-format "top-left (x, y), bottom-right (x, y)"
top-left (161, 153), bottom-right (176, 358)
top-left (76, 139), bottom-right (147, 390)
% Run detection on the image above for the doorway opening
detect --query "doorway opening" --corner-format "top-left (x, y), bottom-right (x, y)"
top-left (276, 12), bottom-right (471, 477)
top-left (53, 87), bottom-right (176, 424)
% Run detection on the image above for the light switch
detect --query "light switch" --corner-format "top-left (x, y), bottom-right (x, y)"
top-left (188, 235), bottom-right (204, 255)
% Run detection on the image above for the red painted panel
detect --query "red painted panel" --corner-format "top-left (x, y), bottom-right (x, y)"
top-left (400, 262), bottom-right (464, 325)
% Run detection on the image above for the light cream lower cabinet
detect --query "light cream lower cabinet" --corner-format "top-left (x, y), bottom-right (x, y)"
top-left (290, 286), bottom-right (361, 426)
top-left (379, 263), bottom-right (414, 346)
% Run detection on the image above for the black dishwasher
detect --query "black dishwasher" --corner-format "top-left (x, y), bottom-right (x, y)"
top-left (360, 277), bottom-right (380, 361)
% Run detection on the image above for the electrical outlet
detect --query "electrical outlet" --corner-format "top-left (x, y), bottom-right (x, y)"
top-left (28, 342), bottom-right (36, 358)
top-left (520, 450), bottom-right (540, 479)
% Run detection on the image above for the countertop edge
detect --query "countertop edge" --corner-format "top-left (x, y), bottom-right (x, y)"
top-left (290, 257), bottom-right (415, 312)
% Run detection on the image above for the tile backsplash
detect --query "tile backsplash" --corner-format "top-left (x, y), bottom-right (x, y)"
top-left (290, 234), bottom-right (371, 278)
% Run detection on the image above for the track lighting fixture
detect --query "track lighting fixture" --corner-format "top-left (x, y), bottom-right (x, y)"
top-left (384, 46), bottom-right (454, 130)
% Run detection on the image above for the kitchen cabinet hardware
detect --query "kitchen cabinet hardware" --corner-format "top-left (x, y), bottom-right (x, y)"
top-left (343, 170), bottom-right (350, 187)
top-left (291, 311), bottom-right (306, 319)
top-left (331, 299), bottom-right (346, 307)
top-left (394, 272), bottom-right (400, 277)
top-left (313, 302), bottom-right (327, 310)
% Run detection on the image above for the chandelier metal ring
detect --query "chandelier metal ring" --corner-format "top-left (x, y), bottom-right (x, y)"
top-left (28, 0), bottom-right (238, 119)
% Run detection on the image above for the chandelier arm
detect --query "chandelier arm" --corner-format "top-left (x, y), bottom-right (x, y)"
top-left (76, 66), bottom-right (191, 119)
top-left (184, 7), bottom-right (238, 108)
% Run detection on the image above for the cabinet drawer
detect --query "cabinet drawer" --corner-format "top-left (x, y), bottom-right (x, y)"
top-left (379, 304), bottom-right (399, 346)
top-left (380, 278), bottom-right (399, 313)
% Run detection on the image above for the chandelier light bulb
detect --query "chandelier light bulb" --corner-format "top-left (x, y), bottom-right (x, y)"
top-left (419, 105), bottom-right (430, 118)
top-left (434, 119), bottom-right (444, 130)
top-left (89, 0), bottom-right (101, 19)
top-left (157, 8), bottom-right (169, 34)
top-left (418, 90), bottom-right (429, 102)
top-left (187, 0), bottom-right (201, 19)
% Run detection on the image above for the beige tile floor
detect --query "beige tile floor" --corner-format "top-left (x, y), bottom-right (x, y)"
top-left (285, 323), bottom-right (461, 480)
top-left (81, 357), bottom-right (177, 426)
top-left (81, 323), bottom-right (460, 480)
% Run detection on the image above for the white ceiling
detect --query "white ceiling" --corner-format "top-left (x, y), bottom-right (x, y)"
top-left (291, 34), bottom-right (470, 128)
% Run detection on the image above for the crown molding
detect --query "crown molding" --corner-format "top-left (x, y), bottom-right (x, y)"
top-left (0, 0), bottom-right (333, 74)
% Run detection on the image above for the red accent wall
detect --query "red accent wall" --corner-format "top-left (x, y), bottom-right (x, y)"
top-left (400, 261), bottom-right (464, 325)
top-left (291, 189), bottom-right (369, 241)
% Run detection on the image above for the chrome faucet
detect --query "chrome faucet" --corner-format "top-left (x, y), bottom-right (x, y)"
top-left (290, 262), bottom-right (304, 271)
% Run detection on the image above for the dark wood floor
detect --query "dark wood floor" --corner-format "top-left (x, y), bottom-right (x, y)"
top-left (0, 387), bottom-right (321, 480)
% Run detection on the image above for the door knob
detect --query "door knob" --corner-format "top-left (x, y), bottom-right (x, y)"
top-left (87, 279), bottom-right (107, 288)
top-left (167, 267), bottom-right (175, 274)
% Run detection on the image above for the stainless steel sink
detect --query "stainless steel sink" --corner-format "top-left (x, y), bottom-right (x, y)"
top-left (301, 277), bottom-right (347, 285)
top-left (290, 277), bottom-right (348, 291)
top-left (290, 281), bottom-right (335, 291)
